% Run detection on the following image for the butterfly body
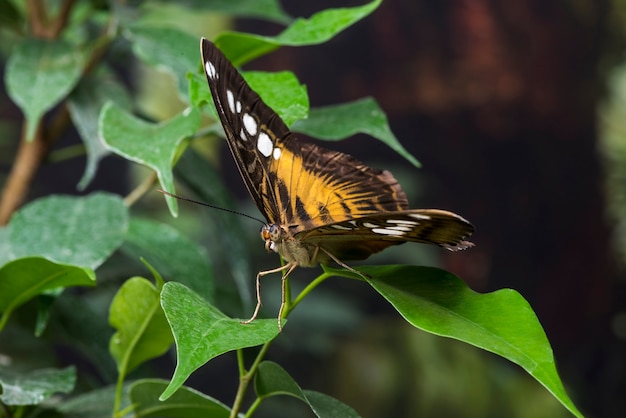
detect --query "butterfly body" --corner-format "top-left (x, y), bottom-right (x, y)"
top-left (200, 38), bottom-right (474, 327)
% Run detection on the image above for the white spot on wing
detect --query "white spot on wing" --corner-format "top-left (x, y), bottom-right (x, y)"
top-left (236, 101), bottom-right (242, 113)
top-left (227, 90), bottom-right (236, 114)
top-left (205, 61), bottom-right (217, 79)
top-left (243, 113), bottom-right (258, 135)
top-left (331, 224), bottom-right (352, 230)
top-left (240, 128), bottom-right (247, 141)
top-left (387, 219), bottom-right (419, 225)
top-left (273, 147), bottom-right (281, 160)
top-left (372, 228), bottom-right (406, 236)
top-left (363, 222), bottom-right (378, 228)
top-left (257, 132), bottom-right (273, 157)
top-left (386, 225), bottom-right (412, 232)
top-left (409, 214), bottom-right (431, 220)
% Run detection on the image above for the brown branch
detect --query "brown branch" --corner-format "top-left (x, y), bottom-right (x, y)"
top-left (0, 104), bottom-right (71, 225)
top-left (26, 0), bottom-right (49, 38)
top-left (49, 0), bottom-right (76, 38)
top-left (0, 121), bottom-right (50, 225)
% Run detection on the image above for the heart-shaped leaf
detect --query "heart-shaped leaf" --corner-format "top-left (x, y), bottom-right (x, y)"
top-left (99, 104), bottom-right (201, 217)
top-left (159, 282), bottom-right (280, 400)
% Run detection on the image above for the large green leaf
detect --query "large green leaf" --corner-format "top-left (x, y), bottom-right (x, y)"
top-left (346, 264), bottom-right (583, 418)
top-left (190, 70), bottom-right (309, 127)
top-left (99, 103), bottom-right (201, 217)
top-left (159, 282), bottom-right (280, 400)
top-left (122, 218), bottom-right (215, 303)
top-left (68, 69), bottom-right (132, 190)
top-left (0, 257), bottom-right (95, 331)
top-left (292, 97), bottom-right (420, 168)
top-left (0, 366), bottom-right (75, 405)
top-left (130, 379), bottom-right (231, 417)
top-left (5, 39), bottom-right (83, 141)
top-left (109, 277), bottom-right (174, 375)
top-left (126, 26), bottom-right (199, 97)
top-left (4, 193), bottom-right (127, 269)
top-left (255, 361), bottom-right (360, 418)
top-left (214, 0), bottom-right (382, 65)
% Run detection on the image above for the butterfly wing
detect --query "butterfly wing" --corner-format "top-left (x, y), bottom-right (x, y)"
top-left (201, 38), bottom-right (410, 230)
top-left (296, 209), bottom-right (474, 260)
top-left (201, 38), bottom-right (286, 223)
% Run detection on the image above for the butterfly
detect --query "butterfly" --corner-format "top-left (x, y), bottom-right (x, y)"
top-left (200, 37), bottom-right (474, 329)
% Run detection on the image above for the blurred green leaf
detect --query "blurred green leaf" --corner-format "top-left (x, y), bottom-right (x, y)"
top-left (190, 70), bottom-right (309, 127)
top-left (109, 277), bottom-right (174, 375)
top-left (173, 148), bottom-right (254, 312)
top-left (177, 0), bottom-right (291, 24)
top-left (214, 0), bottom-right (382, 65)
top-left (130, 378), bottom-right (231, 417)
top-left (255, 361), bottom-right (360, 418)
top-left (292, 97), bottom-right (420, 168)
top-left (99, 103), bottom-right (201, 217)
top-left (4, 193), bottom-right (128, 269)
top-left (5, 39), bottom-right (83, 141)
top-left (127, 26), bottom-right (199, 97)
top-left (122, 218), bottom-right (215, 303)
top-left (354, 264), bottom-right (583, 418)
top-left (159, 282), bottom-right (280, 400)
top-left (55, 384), bottom-right (130, 418)
top-left (68, 69), bottom-right (132, 190)
top-left (0, 366), bottom-right (75, 405)
top-left (0, 257), bottom-right (95, 331)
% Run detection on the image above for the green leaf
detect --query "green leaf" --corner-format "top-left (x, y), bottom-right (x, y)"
top-left (0, 257), bottom-right (95, 331)
top-left (122, 218), bottom-right (215, 303)
top-left (5, 39), bottom-right (83, 141)
top-left (5, 193), bottom-right (128, 269)
top-left (292, 97), bottom-right (420, 168)
top-left (130, 378), bottom-right (231, 418)
top-left (357, 265), bottom-right (583, 418)
top-left (68, 69), bottom-right (132, 190)
top-left (178, 0), bottom-right (291, 24)
top-left (109, 277), bottom-right (174, 376)
top-left (255, 361), bottom-right (360, 418)
top-left (55, 384), bottom-right (130, 418)
top-left (159, 282), bottom-right (280, 400)
top-left (126, 26), bottom-right (199, 97)
top-left (190, 70), bottom-right (309, 127)
top-left (0, 366), bottom-right (75, 405)
top-left (99, 103), bottom-right (201, 217)
top-left (214, 0), bottom-right (382, 65)
top-left (244, 71), bottom-right (309, 127)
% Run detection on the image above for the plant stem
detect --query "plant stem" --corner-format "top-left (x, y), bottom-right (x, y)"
top-left (124, 171), bottom-right (158, 207)
top-left (230, 342), bottom-right (272, 418)
top-left (229, 269), bottom-right (338, 417)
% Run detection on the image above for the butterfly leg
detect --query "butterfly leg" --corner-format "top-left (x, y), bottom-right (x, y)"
top-left (319, 247), bottom-right (372, 280)
top-left (241, 261), bottom-right (297, 331)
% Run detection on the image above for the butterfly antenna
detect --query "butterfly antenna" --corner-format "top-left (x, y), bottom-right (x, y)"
top-left (157, 189), bottom-right (266, 225)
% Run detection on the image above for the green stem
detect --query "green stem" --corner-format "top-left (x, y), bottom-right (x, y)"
top-left (112, 369), bottom-right (125, 418)
top-left (289, 271), bottom-right (334, 313)
top-left (0, 312), bottom-right (9, 334)
top-left (47, 143), bottom-right (86, 163)
top-left (230, 268), bottom-right (339, 417)
top-left (243, 397), bottom-right (263, 418)
top-left (230, 342), bottom-right (272, 418)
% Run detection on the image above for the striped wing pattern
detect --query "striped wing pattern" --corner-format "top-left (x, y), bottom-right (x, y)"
top-left (200, 38), bottom-right (474, 262)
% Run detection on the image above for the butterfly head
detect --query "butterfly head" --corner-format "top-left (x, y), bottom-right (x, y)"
top-left (261, 224), bottom-right (285, 253)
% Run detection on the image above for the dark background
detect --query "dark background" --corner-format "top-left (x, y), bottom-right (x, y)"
top-left (238, 1), bottom-right (625, 417)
